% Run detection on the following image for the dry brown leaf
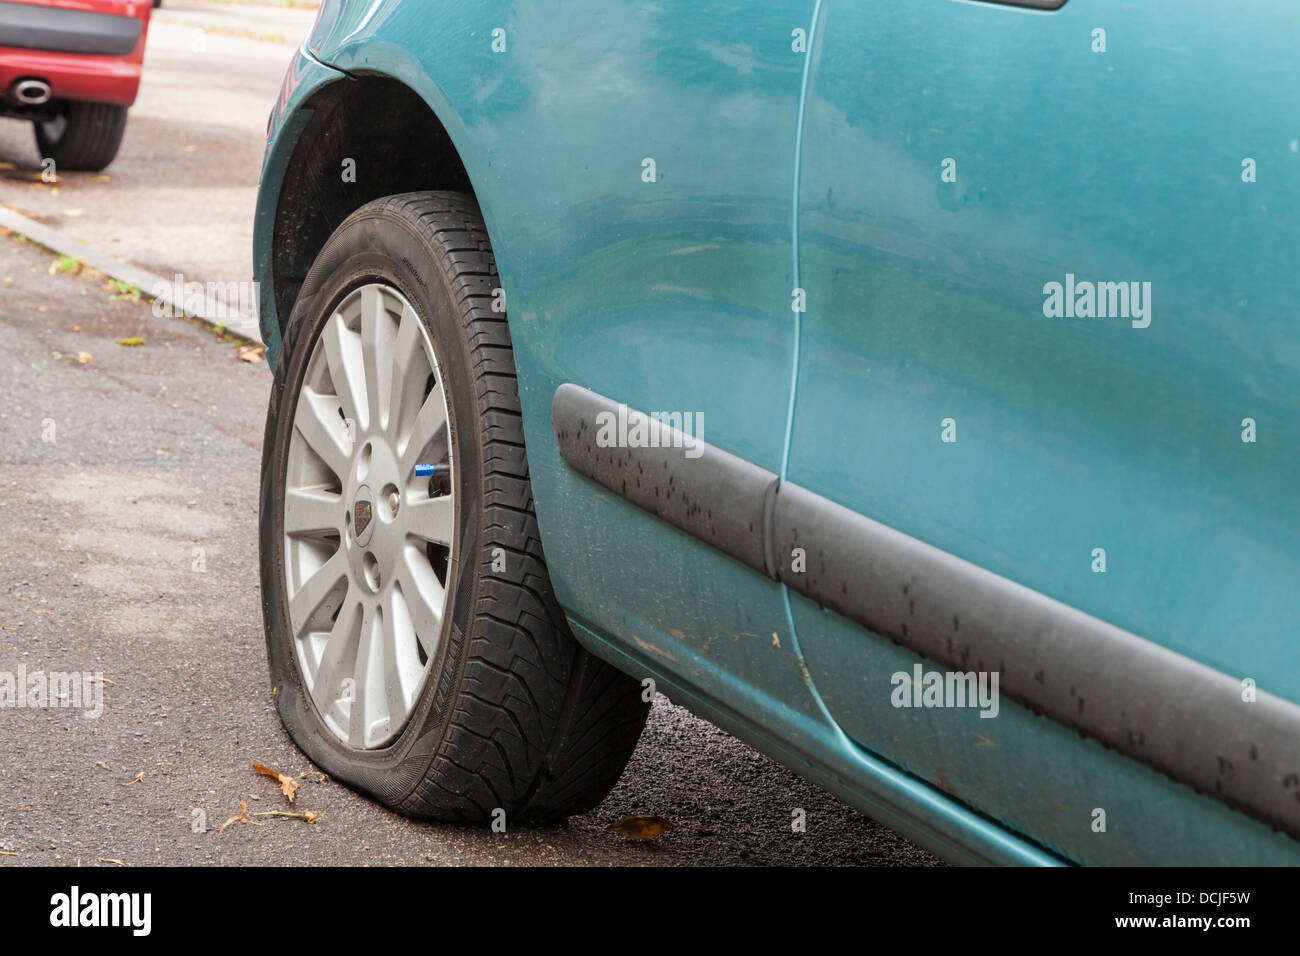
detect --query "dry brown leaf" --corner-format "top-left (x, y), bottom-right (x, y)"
top-left (298, 770), bottom-right (328, 783)
top-left (124, 772), bottom-right (143, 786)
top-left (253, 810), bottom-right (319, 824)
top-left (236, 345), bottom-right (263, 363)
top-left (76, 352), bottom-right (92, 364)
top-left (96, 858), bottom-right (124, 866)
top-left (219, 800), bottom-right (263, 833)
top-left (253, 763), bottom-right (299, 803)
top-left (609, 815), bottom-right (676, 840)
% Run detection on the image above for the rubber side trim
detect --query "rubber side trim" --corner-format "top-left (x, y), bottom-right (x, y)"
top-left (552, 384), bottom-right (776, 576)
top-left (977, 0), bottom-right (1067, 10)
top-left (0, 2), bottom-right (141, 57)
top-left (552, 383), bottom-right (1300, 841)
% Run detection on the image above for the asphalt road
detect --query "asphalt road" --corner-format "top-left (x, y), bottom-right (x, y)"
top-left (0, 5), bottom-right (936, 866)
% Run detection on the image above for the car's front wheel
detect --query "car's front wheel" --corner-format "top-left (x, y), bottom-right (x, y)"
top-left (259, 191), bottom-right (649, 822)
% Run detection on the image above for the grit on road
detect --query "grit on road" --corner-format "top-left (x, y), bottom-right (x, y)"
top-left (0, 4), bottom-right (937, 866)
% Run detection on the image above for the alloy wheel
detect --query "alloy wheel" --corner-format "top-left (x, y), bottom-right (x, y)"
top-left (282, 282), bottom-right (455, 749)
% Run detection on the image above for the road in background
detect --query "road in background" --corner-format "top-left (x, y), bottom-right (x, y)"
top-left (0, 5), bottom-right (937, 865)
top-left (0, 7), bottom-right (316, 290)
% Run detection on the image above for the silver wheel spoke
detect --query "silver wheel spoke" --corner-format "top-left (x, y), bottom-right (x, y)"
top-left (321, 311), bottom-right (369, 433)
top-left (406, 494), bottom-right (454, 546)
top-left (348, 602), bottom-right (384, 748)
top-left (288, 549), bottom-right (347, 640)
top-left (284, 487), bottom-right (343, 537)
top-left (313, 591), bottom-right (361, 704)
top-left (397, 548), bottom-right (444, 658)
top-left (361, 286), bottom-right (395, 433)
top-left (383, 589), bottom-right (424, 725)
top-left (294, 387), bottom-right (351, 479)
top-left (388, 303), bottom-right (428, 442)
top-left (399, 385), bottom-right (449, 477)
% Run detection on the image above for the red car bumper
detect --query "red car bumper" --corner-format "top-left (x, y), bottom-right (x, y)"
top-left (0, 0), bottom-right (150, 108)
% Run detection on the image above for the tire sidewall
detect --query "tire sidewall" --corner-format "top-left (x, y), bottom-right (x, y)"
top-left (259, 207), bottom-right (485, 808)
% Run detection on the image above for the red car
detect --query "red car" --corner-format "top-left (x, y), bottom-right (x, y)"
top-left (0, 0), bottom-right (151, 171)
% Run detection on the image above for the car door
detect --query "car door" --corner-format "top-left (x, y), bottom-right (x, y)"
top-left (787, 0), bottom-right (1300, 863)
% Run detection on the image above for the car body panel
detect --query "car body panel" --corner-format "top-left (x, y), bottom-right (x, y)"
top-left (568, 614), bottom-right (1062, 866)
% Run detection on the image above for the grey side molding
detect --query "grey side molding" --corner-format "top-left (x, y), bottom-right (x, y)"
top-left (552, 384), bottom-right (778, 576)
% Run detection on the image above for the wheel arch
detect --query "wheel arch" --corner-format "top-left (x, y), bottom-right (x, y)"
top-left (266, 74), bottom-right (478, 351)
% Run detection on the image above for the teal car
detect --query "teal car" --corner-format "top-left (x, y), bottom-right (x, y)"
top-left (253, 0), bottom-right (1300, 865)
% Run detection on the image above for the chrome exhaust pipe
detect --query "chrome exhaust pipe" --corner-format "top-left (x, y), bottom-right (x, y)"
top-left (10, 78), bottom-right (51, 106)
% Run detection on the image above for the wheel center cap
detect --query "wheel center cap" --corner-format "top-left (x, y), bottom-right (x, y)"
top-left (353, 485), bottom-right (375, 546)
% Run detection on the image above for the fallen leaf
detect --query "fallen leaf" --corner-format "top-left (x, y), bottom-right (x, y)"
top-left (96, 858), bottom-right (124, 866)
top-left (298, 770), bottom-right (328, 783)
top-left (124, 772), bottom-right (143, 786)
top-left (219, 800), bottom-right (263, 833)
top-left (253, 763), bottom-right (299, 803)
top-left (253, 810), bottom-right (319, 824)
top-left (236, 345), bottom-right (263, 363)
top-left (609, 815), bottom-right (676, 840)
top-left (76, 352), bottom-right (92, 364)
top-left (117, 337), bottom-right (145, 347)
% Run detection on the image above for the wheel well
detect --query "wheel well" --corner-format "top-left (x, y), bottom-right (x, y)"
top-left (271, 76), bottom-right (474, 336)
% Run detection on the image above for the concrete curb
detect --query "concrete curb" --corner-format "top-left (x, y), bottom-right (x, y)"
top-left (0, 203), bottom-right (262, 344)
